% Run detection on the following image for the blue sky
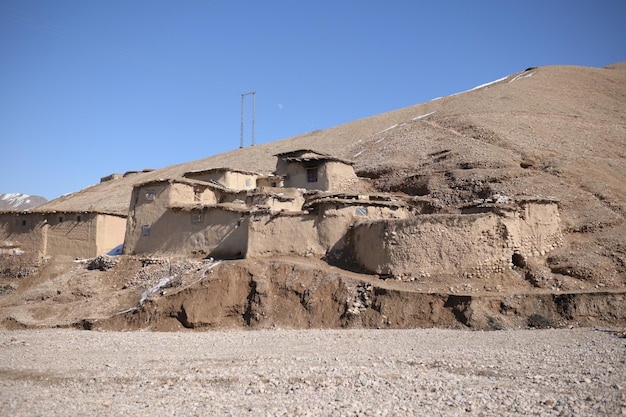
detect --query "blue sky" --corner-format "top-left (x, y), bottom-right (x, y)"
top-left (1, 1), bottom-right (624, 200)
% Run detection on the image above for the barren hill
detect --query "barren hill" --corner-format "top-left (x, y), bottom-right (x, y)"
top-left (0, 193), bottom-right (47, 210)
top-left (3, 63), bottom-right (625, 330)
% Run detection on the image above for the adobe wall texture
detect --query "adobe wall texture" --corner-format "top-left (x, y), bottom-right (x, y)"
top-left (281, 161), bottom-right (357, 192)
top-left (95, 215), bottom-right (127, 256)
top-left (169, 182), bottom-right (219, 206)
top-left (125, 183), bottom-right (171, 255)
top-left (1, 212), bottom-right (125, 259)
top-left (0, 213), bottom-right (47, 256)
top-left (247, 213), bottom-right (324, 258)
top-left (246, 190), bottom-right (304, 212)
top-left (186, 171), bottom-right (258, 190)
top-left (246, 204), bottom-right (410, 260)
top-left (349, 202), bottom-right (563, 279)
top-left (46, 213), bottom-right (98, 258)
top-left (126, 205), bottom-right (248, 258)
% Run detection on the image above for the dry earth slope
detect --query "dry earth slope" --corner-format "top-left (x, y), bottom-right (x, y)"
top-left (1, 63), bottom-right (625, 330)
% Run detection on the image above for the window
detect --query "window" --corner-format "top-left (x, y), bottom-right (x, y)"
top-left (76, 215), bottom-right (82, 222)
top-left (145, 191), bottom-right (156, 201)
top-left (306, 167), bottom-right (318, 183)
top-left (193, 186), bottom-right (202, 202)
top-left (21, 220), bottom-right (26, 226)
top-left (141, 225), bottom-right (151, 236)
top-left (191, 213), bottom-right (203, 223)
top-left (59, 216), bottom-right (63, 223)
top-left (355, 206), bottom-right (368, 216)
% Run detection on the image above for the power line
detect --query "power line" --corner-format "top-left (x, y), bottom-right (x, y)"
top-left (240, 91), bottom-right (256, 148)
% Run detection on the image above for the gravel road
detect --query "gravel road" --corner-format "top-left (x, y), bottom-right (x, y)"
top-left (0, 328), bottom-right (624, 416)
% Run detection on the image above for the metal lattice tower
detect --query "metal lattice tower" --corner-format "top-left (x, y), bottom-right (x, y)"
top-left (240, 91), bottom-right (256, 148)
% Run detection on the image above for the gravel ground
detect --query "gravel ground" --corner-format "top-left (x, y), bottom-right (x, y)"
top-left (0, 328), bottom-right (624, 416)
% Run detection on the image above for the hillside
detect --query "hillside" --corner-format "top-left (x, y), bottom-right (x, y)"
top-left (0, 193), bottom-right (47, 211)
top-left (1, 62), bottom-right (625, 330)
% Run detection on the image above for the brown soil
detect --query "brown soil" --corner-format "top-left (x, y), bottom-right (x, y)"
top-left (0, 255), bottom-right (624, 331)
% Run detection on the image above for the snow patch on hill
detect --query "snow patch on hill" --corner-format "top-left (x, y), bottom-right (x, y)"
top-left (0, 193), bottom-right (48, 210)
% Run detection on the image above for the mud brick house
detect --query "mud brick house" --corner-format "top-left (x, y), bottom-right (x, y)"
top-left (274, 149), bottom-right (358, 192)
top-left (123, 153), bottom-right (409, 259)
top-left (0, 210), bottom-right (126, 258)
top-left (0, 170), bottom-right (153, 259)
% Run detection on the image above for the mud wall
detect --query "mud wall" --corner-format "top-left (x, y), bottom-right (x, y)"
top-left (317, 204), bottom-right (411, 256)
top-left (350, 203), bottom-right (562, 278)
top-left (127, 206), bottom-right (248, 258)
top-left (95, 215), bottom-right (127, 256)
top-left (169, 182), bottom-right (219, 206)
top-left (125, 183), bottom-right (171, 255)
top-left (45, 213), bottom-right (97, 258)
top-left (282, 161), bottom-right (357, 192)
top-left (246, 213), bottom-right (325, 258)
top-left (246, 189), bottom-right (304, 212)
top-left (501, 202), bottom-right (563, 257)
top-left (0, 212), bottom-right (47, 256)
top-left (351, 213), bottom-right (511, 277)
top-left (186, 171), bottom-right (258, 190)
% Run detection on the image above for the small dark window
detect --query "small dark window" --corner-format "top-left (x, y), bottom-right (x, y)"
top-left (193, 186), bottom-right (203, 202)
top-left (59, 216), bottom-right (63, 223)
top-left (76, 215), bottom-right (82, 222)
top-left (141, 225), bottom-right (151, 236)
top-left (21, 220), bottom-right (27, 226)
top-left (191, 213), bottom-right (203, 223)
top-left (306, 167), bottom-right (318, 183)
top-left (355, 207), bottom-right (368, 216)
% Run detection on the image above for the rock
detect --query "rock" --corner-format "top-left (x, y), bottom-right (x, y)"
top-left (87, 256), bottom-right (118, 271)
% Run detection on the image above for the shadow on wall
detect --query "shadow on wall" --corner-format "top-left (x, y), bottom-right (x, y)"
top-left (130, 209), bottom-right (249, 259)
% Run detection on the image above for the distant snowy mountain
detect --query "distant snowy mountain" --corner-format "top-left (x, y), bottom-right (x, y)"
top-left (0, 193), bottom-right (48, 210)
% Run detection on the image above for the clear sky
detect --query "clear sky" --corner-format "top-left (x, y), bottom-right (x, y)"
top-left (1, 1), bottom-right (625, 200)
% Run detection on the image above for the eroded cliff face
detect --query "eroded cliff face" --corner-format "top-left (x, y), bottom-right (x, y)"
top-left (103, 259), bottom-right (626, 331)
top-left (3, 256), bottom-right (619, 332)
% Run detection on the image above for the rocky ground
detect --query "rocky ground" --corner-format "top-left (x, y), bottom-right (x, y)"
top-left (0, 328), bottom-right (624, 416)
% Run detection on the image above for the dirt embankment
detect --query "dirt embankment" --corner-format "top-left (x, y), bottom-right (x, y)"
top-left (1, 255), bottom-right (623, 331)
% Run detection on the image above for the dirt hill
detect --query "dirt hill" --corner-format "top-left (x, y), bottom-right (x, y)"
top-left (1, 63), bottom-right (625, 330)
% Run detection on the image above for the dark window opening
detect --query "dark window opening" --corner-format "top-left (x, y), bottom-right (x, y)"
top-left (21, 220), bottom-right (26, 226)
top-left (59, 216), bottom-right (63, 223)
top-left (141, 225), bottom-right (151, 236)
top-left (193, 185), bottom-right (205, 202)
top-left (306, 168), bottom-right (318, 183)
top-left (77, 215), bottom-right (82, 222)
